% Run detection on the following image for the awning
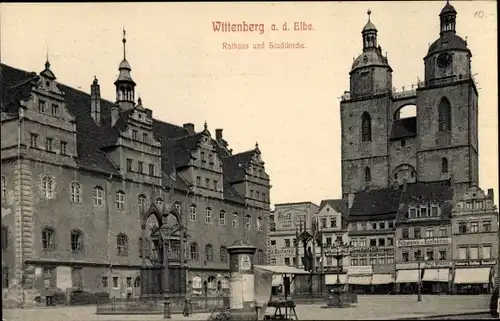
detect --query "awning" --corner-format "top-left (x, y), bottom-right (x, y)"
top-left (348, 275), bottom-right (372, 285)
top-left (371, 274), bottom-right (394, 285)
top-left (254, 265), bottom-right (310, 275)
top-left (272, 275), bottom-right (283, 287)
top-left (454, 267), bottom-right (491, 284)
top-left (422, 269), bottom-right (450, 282)
top-left (396, 269), bottom-right (420, 283)
top-left (325, 274), bottom-right (348, 285)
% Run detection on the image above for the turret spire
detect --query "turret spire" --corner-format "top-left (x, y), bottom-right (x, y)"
top-left (362, 9), bottom-right (378, 51)
top-left (122, 28), bottom-right (127, 60)
top-left (114, 28), bottom-right (136, 110)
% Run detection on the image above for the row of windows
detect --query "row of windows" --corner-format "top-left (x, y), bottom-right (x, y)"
top-left (102, 275), bottom-right (141, 289)
top-left (196, 176), bottom-right (221, 192)
top-left (126, 159), bottom-right (155, 176)
top-left (317, 217), bottom-right (338, 229)
top-left (41, 227), bottom-right (98, 254)
top-left (458, 221), bottom-right (492, 234)
top-left (351, 255), bottom-right (395, 266)
top-left (408, 205), bottom-right (441, 219)
top-left (181, 243), bottom-right (265, 264)
top-left (402, 226), bottom-right (448, 239)
top-left (130, 129), bottom-right (150, 144)
top-left (351, 236), bottom-right (394, 248)
top-left (349, 220), bottom-right (395, 231)
top-left (30, 133), bottom-right (68, 155)
top-left (457, 245), bottom-right (493, 260)
top-left (401, 248), bottom-right (449, 262)
top-left (38, 99), bottom-right (60, 116)
top-left (364, 157), bottom-right (449, 184)
top-left (359, 98), bottom-right (452, 143)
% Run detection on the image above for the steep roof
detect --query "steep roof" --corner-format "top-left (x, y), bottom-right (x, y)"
top-left (318, 199), bottom-right (348, 218)
top-left (223, 150), bottom-right (255, 183)
top-left (349, 187), bottom-right (403, 221)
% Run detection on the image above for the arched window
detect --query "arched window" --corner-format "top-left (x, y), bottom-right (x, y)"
top-left (116, 190), bottom-right (125, 210)
top-left (93, 186), bottom-right (104, 207)
top-left (138, 194), bottom-right (148, 212)
top-left (205, 207), bottom-right (212, 224)
top-left (70, 181), bottom-right (81, 203)
top-left (438, 98), bottom-right (451, 132)
top-left (190, 204), bottom-right (197, 221)
top-left (1, 175), bottom-right (6, 200)
top-left (220, 246), bottom-right (228, 263)
top-left (134, 277), bottom-right (140, 288)
top-left (232, 212), bottom-right (239, 227)
top-left (70, 229), bottom-right (83, 253)
top-left (245, 215), bottom-right (252, 230)
top-left (364, 167), bottom-right (371, 182)
top-left (361, 112), bottom-right (372, 142)
top-left (257, 217), bottom-right (263, 231)
top-left (154, 198), bottom-right (164, 209)
top-left (117, 233), bottom-right (129, 256)
top-left (219, 210), bottom-right (226, 225)
top-left (205, 244), bottom-right (214, 262)
top-left (41, 175), bottom-right (55, 199)
top-left (190, 242), bottom-right (198, 260)
top-left (441, 157), bottom-right (449, 173)
top-left (42, 226), bottom-right (55, 250)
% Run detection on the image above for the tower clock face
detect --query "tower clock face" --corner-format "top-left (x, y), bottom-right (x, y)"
top-left (437, 53), bottom-right (453, 68)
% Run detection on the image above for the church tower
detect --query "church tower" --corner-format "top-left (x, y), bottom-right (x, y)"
top-left (416, 1), bottom-right (479, 193)
top-left (114, 29), bottom-right (136, 111)
top-left (340, 10), bottom-right (393, 197)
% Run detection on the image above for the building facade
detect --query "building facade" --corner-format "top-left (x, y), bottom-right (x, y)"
top-left (340, 2), bottom-right (479, 200)
top-left (452, 186), bottom-right (498, 294)
top-left (394, 181), bottom-right (454, 294)
top-left (267, 202), bottom-right (319, 268)
top-left (0, 32), bottom-right (270, 305)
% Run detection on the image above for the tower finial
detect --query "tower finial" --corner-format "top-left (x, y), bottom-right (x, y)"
top-left (122, 28), bottom-right (127, 60)
top-left (255, 141), bottom-right (259, 149)
top-left (367, 9), bottom-right (372, 21)
top-left (204, 121), bottom-right (208, 130)
top-left (45, 45), bottom-right (50, 69)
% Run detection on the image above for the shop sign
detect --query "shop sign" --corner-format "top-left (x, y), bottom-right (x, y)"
top-left (350, 247), bottom-right (395, 254)
top-left (347, 266), bottom-right (373, 275)
top-left (422, 261), bottom-right (452, 268)
top-left (455, 260), bottom-right (497, 267)
top-left (396, 237), bottom-right (451, 247)
top-left (396, 261), bottom-right (452, 270)
top-left (267, 248), bottom-right (295, 257)
top-left (396, 263), bottom-right (419, 270)
top-left (322, 266), bottom-right (343, 273)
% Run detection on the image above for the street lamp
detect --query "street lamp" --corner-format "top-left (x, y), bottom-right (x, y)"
top-left (417, 261), bottom-right (422, 302)
top-left (325, 238), bottom-right (352, 288)
top-left (158, 225), bottom-right (181, 319)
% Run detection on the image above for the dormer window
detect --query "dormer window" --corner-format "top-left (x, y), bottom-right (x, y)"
top-left (138, 161), bottom-right (143, 174)
top-left (143, 133), bottom-right (148, 143)
top-left (409, 207), bottom-right (417, 218)
top-left (132, 130), bottom-right (138, 140)
top-left (431, 205), bottom-right (439, 217)
top-left (38, 100), bottom-right (46, 113)
top-left (420, 206), bottom-right (428, 217)
top-left (51, 104), bottom-right (59, 116)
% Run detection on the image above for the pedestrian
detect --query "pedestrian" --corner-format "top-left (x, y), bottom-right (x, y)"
top-left (490, 285), bottom-right (499, 318)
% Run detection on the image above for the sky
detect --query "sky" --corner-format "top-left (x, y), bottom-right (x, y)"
top-left (1, 2), bottom-right (498, 208)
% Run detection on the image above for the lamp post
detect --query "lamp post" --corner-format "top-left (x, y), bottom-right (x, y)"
top-left (325, 238), bottom-right (352, 288)
top-left (417, 261), bottom-right (422, 302)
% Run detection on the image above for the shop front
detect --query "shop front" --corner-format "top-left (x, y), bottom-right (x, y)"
top-left (453, 260), bottom-right (496, 295)
top-left (395, 263), bottom-right (422, 294)
top-left (325, 266), bottom-right (348, 291)
top-left (347, 266), bottom-right (372, 294)
top-left (421, 261), bottom-right (452, 294)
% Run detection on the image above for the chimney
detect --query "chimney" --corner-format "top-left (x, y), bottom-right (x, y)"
top-left (90, 77), bottom-right (101, 125)
top-left (111, 106), bottom-right (119, 127)
top-left (488, 188), bottom-right (494, 202)
top-left (215, 128), bottom-right (223, 141)
top-left (183, 123), bottom-right (195, 134)
top-left (347, 193), bottom-right (355, 209)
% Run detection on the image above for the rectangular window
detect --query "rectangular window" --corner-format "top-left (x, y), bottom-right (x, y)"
top-left (38, 100), bottom-right (46, 113)
top-left (378, 256), bottom-right (385, 265)
top-left (359, 257), bottom-right (367, 266)
top-left (256, 191), bottom-right (260, 199)
top-left (426, 228), bottom-right (434, 238)
top-left (402, 229), bottom-right (409, 239)
top-left (351, 258), bottom-right (358, 266)
top-left (60, 141), bottom-right (67, 155)
top-left (126, 277), bottom-right (132, 288)
top-left (116, 192), bottom-right (125, 210)
top-left (132, 130), bottom-right (137, 140)
top-left (138, 161), bottom-right (143, 173)
top-left (270, 240), bottom-right (276, 246)
top-left (321, 218), bottom-right (327, 228)
top-left (420, 207), bottom-right (428, 217)
top-left (414, 249), bottom-right (422, 261)
top-left (359, 238), bottom-right (366, 247)
top-left (378, 222), bottom-right (385, 229)
top-left (205, 178), bottom-right (210, 188)
top-left (431, 206), bottom-right (439, 217)
top-left (378, 238), bottom-right (385, 247)
top-left (387, 237), bottom-right (394, 246)
top-left (370, 257), bottom-right (377, 266)
top-left (143, 133), bottom-right (148, 143)
top-left (387, 256), bottom-right (394, 265)
top-left (270, 258), bottom-right (276, 266)
top-left (284, 239), bottom-right (290, 247)
top-left (51, 104), bottom-right (59, 116)
top-left (458, 222), bottom-right (467, 233)
top-left (425, 249), bottom-right (434, 261)
top-left (350, 238), bottom-right (357, 248)
top-left (46, 138), bottom-right (53, 152)
top-left (101, 276), bottom-right (108, 289)
top-left (126, 159), bottom-right (133, 171)
top-left (262, 193), bottom-right (267, 201)
top-left (469, 247), bottom-right (479, 260)
top-left (482, 245), bottom-right (492, 259)
top-left (409, 208), bottom-right (417, 218)
top-left (112, 277), bottom-right (119, 288)
top-left (413, 228), bottom-right (421, 239)
top-left (458, 247), bottom-right (467, 260)
top-left (196, 176), bottom-right (201, 186)
top-left (284, 258), bottom-right (290, 266)
top-left (439, 249), bottom-right (447, 261)
top-left (326, 237), bottom-right (332, 246)
top-left (439, 227), bottom-right (447, 237)
top-left (201, 151), bottom-right (205, 161)
top-left (483, 221), bottom-right (492, 232)
top-left (292, 257), bottom-right (296, 267)
top-left (370, 238), bottom-right (377, 247)
top-left (213, 180), bottom-right (218, 191)
top-left (330, 218), bottom-right (337, 228)
top-left (250, 190), bottom-right (254, 198)
top-left (149, 164), bottom-right (155, 176)
top-left (402, 251), bottom-right (409, 262)
top-left (388, 221), bottom-right (394, 229)
top-left (30, 133), bottom-right (38, 148)
top-left (470, 221), bottom-right (479, 233)
top-left (371, 222), bottom-right (377, 230)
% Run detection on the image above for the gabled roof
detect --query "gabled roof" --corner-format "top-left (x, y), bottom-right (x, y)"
top-left (390, 117), bottom-right (417, 140)
top-left (349, 187), bottom-right (403, 221)
top-left (223, 150), bottom-right (255, 183)
top-left (318, 199), bottom-right (348, 218)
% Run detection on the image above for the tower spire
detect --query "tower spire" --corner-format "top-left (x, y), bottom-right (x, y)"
top-left (45, 45), bottom-right (50, 69)
top-left (122, 28), bottom-right (127, 60)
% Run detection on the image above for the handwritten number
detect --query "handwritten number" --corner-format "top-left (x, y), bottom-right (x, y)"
top-left (474, 10), bottom-right (485, 18)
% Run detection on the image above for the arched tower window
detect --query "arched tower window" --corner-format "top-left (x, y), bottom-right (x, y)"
top-left (361, 112), bottom-right (372, 142)
top-left (364, 167), bottom-right (371, 182)
top-left (441, 157), bottom-right (449, 173)
top-left (438, 98), bottom-right (451, 132)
